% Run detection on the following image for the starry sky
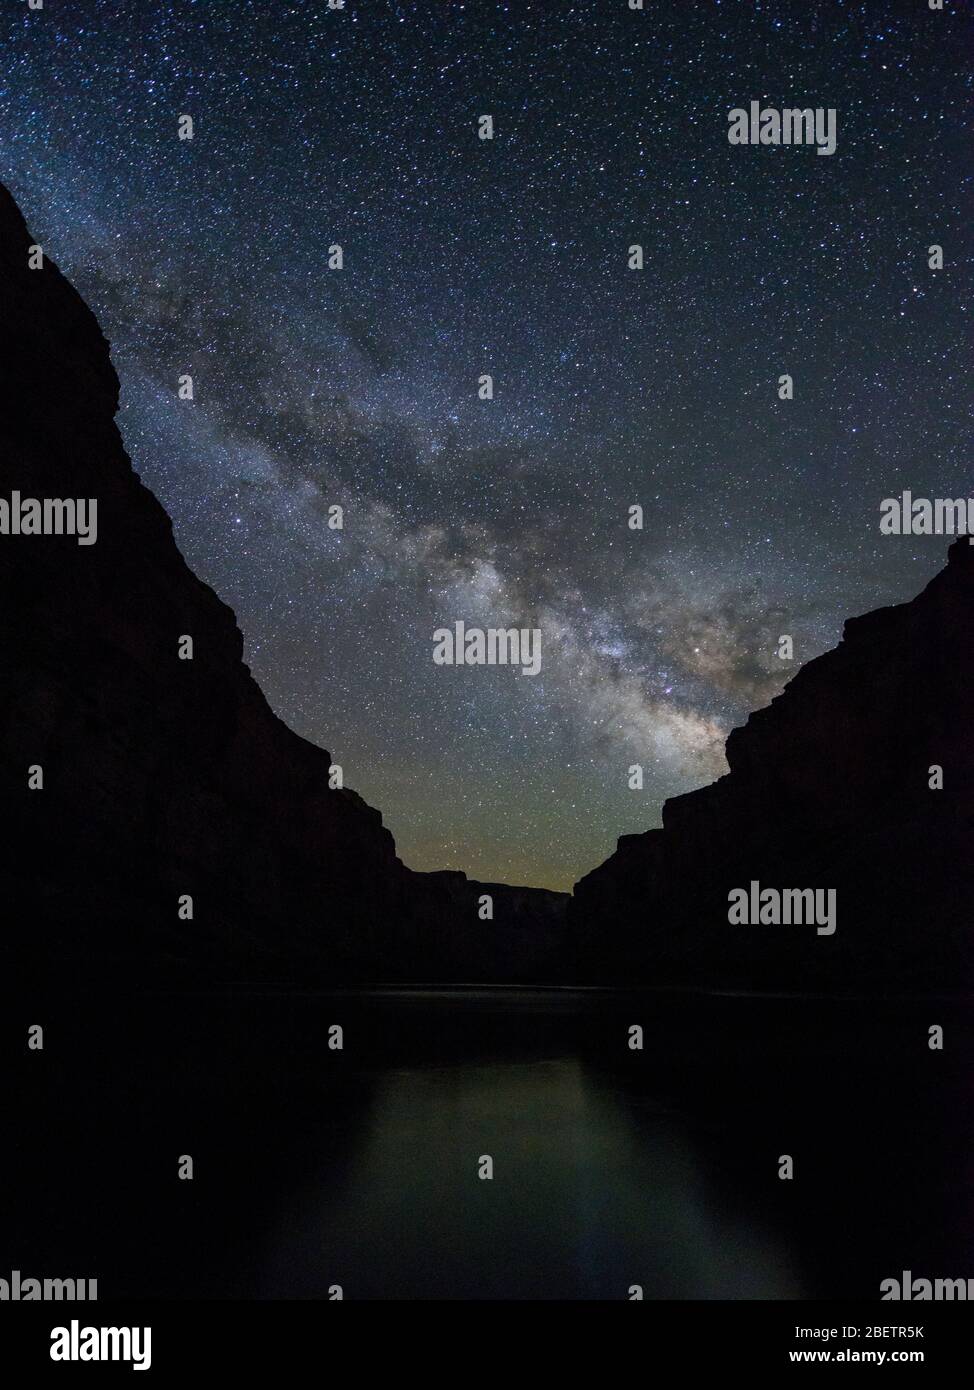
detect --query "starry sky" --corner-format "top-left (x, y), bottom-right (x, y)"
top-left (0, 0), bottom-right (970, 889)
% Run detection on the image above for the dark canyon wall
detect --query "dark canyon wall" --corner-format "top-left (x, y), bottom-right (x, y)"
top-left (571, 536), bottom-right (974, 991)
top-left (0, 182), bottom-right (565, 986)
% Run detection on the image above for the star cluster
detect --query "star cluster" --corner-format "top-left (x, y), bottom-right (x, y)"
top-left (1, 0), bottom-right (970, 887)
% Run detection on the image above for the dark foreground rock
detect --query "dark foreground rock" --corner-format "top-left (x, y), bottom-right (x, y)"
top-left (571, 536), bottom-right (974, 991)
top-left (0, 182), bottom-right (566, 985)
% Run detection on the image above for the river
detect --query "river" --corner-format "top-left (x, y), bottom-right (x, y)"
top-left (4, 987), bottom-right (970, 1299)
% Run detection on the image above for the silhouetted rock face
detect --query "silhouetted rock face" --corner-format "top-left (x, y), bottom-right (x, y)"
top-left (572, 538), bottom-right (974, 991)
top-left (405, 872), bottom-right (571, 983)
top-left (0, 182), bottom-right (566, 983)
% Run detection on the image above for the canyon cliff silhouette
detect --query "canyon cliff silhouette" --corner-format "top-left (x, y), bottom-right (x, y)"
top-left (1, 179), bottom-right (970, 993)
top-left (0, 182), bottom-right (564, 986)
top-left (572, 535), bottom-right (974, 991)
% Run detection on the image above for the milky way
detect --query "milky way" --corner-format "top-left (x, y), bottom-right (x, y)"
top-left (0, 0), bottom-right (969, 887)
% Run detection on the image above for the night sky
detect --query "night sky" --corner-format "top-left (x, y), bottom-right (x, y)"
top-left (0, 0), bottom-right (969, 889)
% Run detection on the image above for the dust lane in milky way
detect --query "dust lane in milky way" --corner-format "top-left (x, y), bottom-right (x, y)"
top-left (0, 0), bottom-right (968, 888)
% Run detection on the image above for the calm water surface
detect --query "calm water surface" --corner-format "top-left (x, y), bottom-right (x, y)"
top-left (4, 988), bottom-right (971, 1299)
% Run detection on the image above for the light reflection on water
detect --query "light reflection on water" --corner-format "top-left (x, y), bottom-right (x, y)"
top-left (265, 1058), bottom-right (803, 1299)
top-left (6, 990), bottom-right (971, 1299)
